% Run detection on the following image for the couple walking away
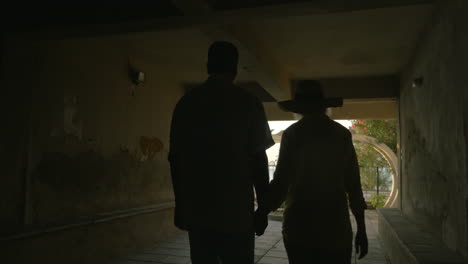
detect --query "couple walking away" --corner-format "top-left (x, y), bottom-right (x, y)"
top-left (168, 41), bottom-right (368, 264)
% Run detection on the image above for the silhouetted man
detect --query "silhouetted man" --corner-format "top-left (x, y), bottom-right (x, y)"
top-left (255, 80), bottom-right (368, 264)
top-left (168, 41), bottom-right (274, 264)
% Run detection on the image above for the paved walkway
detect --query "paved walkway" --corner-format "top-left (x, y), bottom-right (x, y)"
top-left (113, 210), bottom-right (389, 264)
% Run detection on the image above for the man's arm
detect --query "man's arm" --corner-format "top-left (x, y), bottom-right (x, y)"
top-left (249, 97), bottom-right (274, 211)
top-left (249, 98), bottom-right (274, 236)
top-left (254, 129), bottom-right (293, 238)
top-left (168, 104), bottom-right (180, 200)
top-left (252, 150), bottom-right (270, 212)
top-left (168, 102), bottom-right (187, 230)
top-left (344, 134), bottom-right (368, 259)
top-left (252, 150), bottom-right (270, 236)
top-left (254, 129), bottom-right (293, 236)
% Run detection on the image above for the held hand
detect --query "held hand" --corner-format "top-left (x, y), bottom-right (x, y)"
top-left (254, 210), bottom-right (268, 236)
top-left (355, 230), bottom-right (368, 259)
top-left (174, 217), bottom-right (188, 231)
top-left (174, 206), bottom-right (188, 231)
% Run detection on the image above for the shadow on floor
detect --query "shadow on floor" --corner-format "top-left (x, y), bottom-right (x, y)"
top-left (113, 210), bottom-right (390, 264)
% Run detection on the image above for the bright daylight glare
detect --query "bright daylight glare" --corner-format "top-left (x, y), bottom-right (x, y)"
top-left (267, 120), bottom-right (352, 170)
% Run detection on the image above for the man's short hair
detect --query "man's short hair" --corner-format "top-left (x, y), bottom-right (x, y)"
top-left (207, 41), bottom-right (239, 75)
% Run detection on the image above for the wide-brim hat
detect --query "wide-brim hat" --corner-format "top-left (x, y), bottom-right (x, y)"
top-left (278, 80), bottom-right (343, 114)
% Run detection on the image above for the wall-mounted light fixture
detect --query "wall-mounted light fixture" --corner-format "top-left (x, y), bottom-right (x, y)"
top-left (129, 67), bottom-right (145, 86)
top-left (128, 62), bottom-right (145, 96)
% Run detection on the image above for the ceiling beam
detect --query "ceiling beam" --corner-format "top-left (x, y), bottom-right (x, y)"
top-left (292, 75), bottom-right (400, 100)
top-left (290, 75), bottom-right (400, 120)
top-left (215, 0), bottom-right (434, 19)
top-left (184, 81), bottom-right (277, 102)
top-left (329, 99), bottom-right (398, 120)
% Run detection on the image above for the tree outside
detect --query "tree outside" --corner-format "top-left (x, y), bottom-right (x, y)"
top-left (351, 120), bottom-right (397, 153)
top-left (351, 120), bottom-right (398, 207)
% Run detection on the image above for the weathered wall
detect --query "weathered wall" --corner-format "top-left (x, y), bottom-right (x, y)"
top-left (0, 31), bottom-right (195, 261)
top-left (400, 0), bottom-right (468, 257)
top-left (1, 40), bottom-right (41, 233)
top-left (24, 36), bottom-right (179, 226)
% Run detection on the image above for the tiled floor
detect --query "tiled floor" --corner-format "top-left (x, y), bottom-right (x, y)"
top-left (113, 210), bottom-right (389, 264)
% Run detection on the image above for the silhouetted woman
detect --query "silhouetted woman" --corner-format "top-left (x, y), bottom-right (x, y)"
top-left (255, 80), bottom-right (368, 264)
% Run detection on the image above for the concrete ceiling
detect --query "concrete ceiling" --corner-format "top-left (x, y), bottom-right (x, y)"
top-left (129, 6), bottom-right (428, 73)
top-left (250, 5), bottom-right (433, 79)
top-left (5, 0), bottom-right (435, 119)
top-left (123, 2), bottom-right (433, 105)
top-left (1, 4), bottom-right (182, 32)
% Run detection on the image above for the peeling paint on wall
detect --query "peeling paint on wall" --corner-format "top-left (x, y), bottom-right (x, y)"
top-left (15, 37), bottom-right (181, 227)
top-left (139, 136), bottom-right (164, 161)
top-left (32, 142), bottom-right (173, 225)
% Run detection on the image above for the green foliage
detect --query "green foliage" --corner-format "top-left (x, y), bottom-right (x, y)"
top-left (351, 120), bottom-right (398, 153)
top-left (369, 194), bottom-right (387, 208)
top-left (280, 201), bottom-right (286, 209)
top-left (354, 143), bottom-right (388, 168)
top-left (351, 120), bottom-right (397, 196)
top-left (359, 166), bottom-right (392, 192)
